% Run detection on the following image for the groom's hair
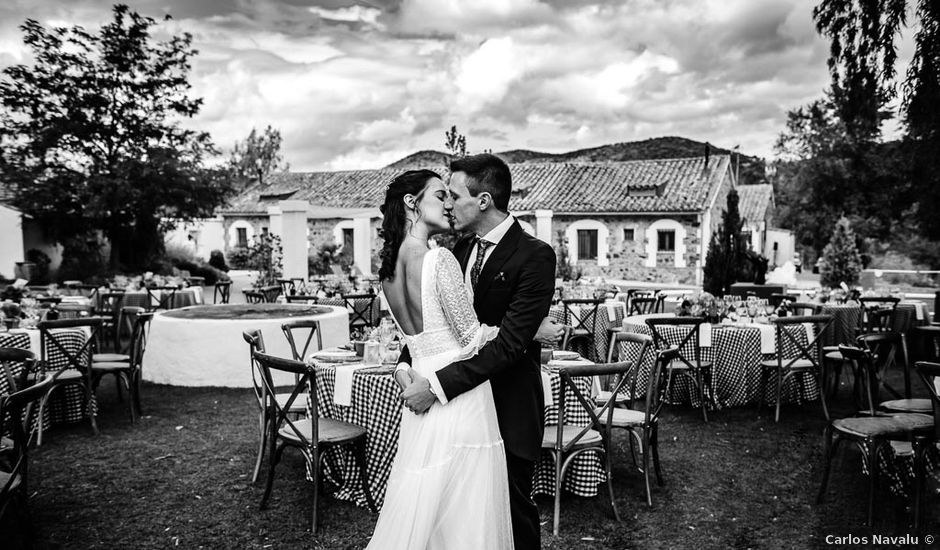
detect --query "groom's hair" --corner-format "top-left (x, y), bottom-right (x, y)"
top-left (450, 153), bottom-right (511, 213)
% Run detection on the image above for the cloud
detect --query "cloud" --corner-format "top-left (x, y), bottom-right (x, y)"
top-left (0, 0), bottom-right (916, 170)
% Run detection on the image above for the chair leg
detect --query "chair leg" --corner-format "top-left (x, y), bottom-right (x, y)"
top-left (696, 370), bottom-right (708, 422)
top-left (252, 412), bottom-right (268, 484)
top-left (35, 389), bottom-right (52, 447)
top-left (818, 368), bottom-right (831, 421)
top-left (310, 446), bottom-right (319, 533)
top-left (642, 429), bottom-right (653, 507)
top-left (354, 438), bottom-right (377, 513)
top-left (913, 435), bottom-right (927, 529)
top-left (552, 450), bottom-right (562, 537)
top-left (121, 373), bottom-right (136, 423)
top-left (816, 426), bottom-right (836, 504)
top-left (604, 445), bottom-right (621, 521)
top-left (85, 378), bottom-right (99, 436)
top-left (260, 437), bottom-right (280, 509)
top-left (651, 424), bottom-right (664, 486)
top-left (866, 439), bottom-right (883, 527)
top-left (774, 370), bottom-right (784, 423)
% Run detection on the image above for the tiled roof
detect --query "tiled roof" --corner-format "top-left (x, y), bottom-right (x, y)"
top-left (223, 155), bottom-right (731, 215)
top-left (736, 184), bottom-right (774, 225)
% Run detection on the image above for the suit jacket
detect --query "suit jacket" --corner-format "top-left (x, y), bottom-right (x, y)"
top-left (398, 220), bottom-right (556, 461)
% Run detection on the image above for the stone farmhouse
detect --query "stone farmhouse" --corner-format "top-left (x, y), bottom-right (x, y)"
top-left (211, 154), bottom-right (750, 285)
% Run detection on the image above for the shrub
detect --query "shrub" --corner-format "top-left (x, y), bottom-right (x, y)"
top-left (56, 235), bottom-right (106, 283)
top-left (228, 248), bottom-right (251, 270)
top-left (246, 233), bottom-right (283, 287)
top-left (209, 250), bottom-right (229, 272)
top-left (555, 230), bottom-right (582, 282)
top-left (25, 249), bottom-right (52, 283)
top-left (309, 243), bottom-right (352, 276)
top-left (820, 217), bottom-right (863, 288)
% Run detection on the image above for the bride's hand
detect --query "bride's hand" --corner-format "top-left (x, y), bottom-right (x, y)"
top-left (394, 368), bottom-right (414, 391)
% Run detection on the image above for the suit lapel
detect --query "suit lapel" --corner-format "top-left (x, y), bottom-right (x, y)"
top-left (474, 220), bottom-right (522, 301)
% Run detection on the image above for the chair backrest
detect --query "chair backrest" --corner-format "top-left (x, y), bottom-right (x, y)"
top-left (243, 290), bottom-right (267, 304)
top-left (343, 293), bottom-right (379, 329)
top-left (147, 285), bottom-right (179, 310)
top-left (259, 285), bottom-right (282, 304)
top-left (117, 306), bottom-right (146, 354)
top-left (555, 361), bottom-right (633, 452)
top-left (242, 330), bottom-right (268, 411)
top-left (0, 375), bottom-right (54, 514)
top-left (645, 317), bottom-right (706, 369)
top-left (0, 348), bottom-right (37, 395)
top-left (605, 332), bottom-right (652, 406)
top-left (96, 291), bottom-right (126, 318)
top-left (214, 281), bottom-right (232, 304)
top-left (37, 317), bottom-right (104, 374)
top-left (862, 308), bottom-right (896, 333)
top-left (561, 299), bottom-right (601, 334)
top-left (285, 294), bottom-right (319, 304)
top-left (640, 346), bottom-right (681, 425)
top-left (129, 313), bottom-right (154, 369)
top-left (252, 350), bottom-right (317, 447)
top-left (913, 361), bottom-right (940, 438)
top-left (630, 297), bottom-right (659, 316)
top-left (278, 279), bottom-right (296, 297)
top-left (281, 320), bottom-right (323, 362)
top-left (788, 302), bottom-right (819, 317)
top-left (771, 314), bottom-right (833, 370)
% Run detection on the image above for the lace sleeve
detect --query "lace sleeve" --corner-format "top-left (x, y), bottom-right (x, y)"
top-left (435, 248), bottom-right (481, 347)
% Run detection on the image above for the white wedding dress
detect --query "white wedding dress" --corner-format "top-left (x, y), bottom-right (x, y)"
top-left (366, 247), bottom-right (513, 550)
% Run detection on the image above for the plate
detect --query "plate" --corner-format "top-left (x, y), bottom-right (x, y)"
top-left (310, 349), bottom-right (358, 363)
top-left (552, 350), bottom-right (580, 361)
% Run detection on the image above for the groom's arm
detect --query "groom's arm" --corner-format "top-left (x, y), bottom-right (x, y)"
top-left (430, 244), bottom-right (556, 401)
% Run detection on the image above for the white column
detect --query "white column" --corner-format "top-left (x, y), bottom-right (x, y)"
top-left (353, 216), bottom-right (373, 276)
top-left (277, 200), bottom-right (309, 281)
top-left (534, 209), bottom-right (553, 244)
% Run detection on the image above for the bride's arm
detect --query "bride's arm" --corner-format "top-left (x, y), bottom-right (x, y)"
top-left (423, 248), bottom-right (497, 404)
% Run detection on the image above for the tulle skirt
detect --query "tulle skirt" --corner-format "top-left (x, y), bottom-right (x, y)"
top-left (366, 348), bottom-right (513, 550)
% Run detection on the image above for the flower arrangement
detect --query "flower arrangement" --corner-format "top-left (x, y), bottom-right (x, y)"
top-left (677, 292), bottom-right (723, 322)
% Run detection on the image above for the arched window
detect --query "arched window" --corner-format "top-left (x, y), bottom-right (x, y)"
top-left (564, 219), bottom-right (609, 267)
top-left (644, 219), bottom-right (687, 268)
top-left (227, 220), bottom-right (255, 249)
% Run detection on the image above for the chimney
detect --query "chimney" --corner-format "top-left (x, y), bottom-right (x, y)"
top-left (704, 142), bottom-right (710, 169)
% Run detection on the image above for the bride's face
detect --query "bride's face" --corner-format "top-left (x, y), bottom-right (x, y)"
top-left (410, 177), bottom-right (450, 235)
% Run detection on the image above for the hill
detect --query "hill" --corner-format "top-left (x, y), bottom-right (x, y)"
top-left (384, 136), bottom-right (767, 184)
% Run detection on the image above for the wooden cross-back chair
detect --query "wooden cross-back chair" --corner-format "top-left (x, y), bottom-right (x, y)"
top-left (243, 290), bottom-right (267, 304)
top-left (146, 285), bottom-right (180, 311)
top-left (758, 314), bottom-right (833, 422)
top-left (90, 312), bottom-right (153, 423)
top-left (645, 317), bottom-right (714, 422)
top-left (35, 317), bottom-right (104, 445)
top-left (214, 281), bottom-right (232, 304)
top-left (252, 350), bottom-right (375, 532)
top-left (0, 374), bottom-right (54, 526)
top-left (560, 298), bottom-right (602, 361)
top-left (343, 293), bottom-right (379, 333)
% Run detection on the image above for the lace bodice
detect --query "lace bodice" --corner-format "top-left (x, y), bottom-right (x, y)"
top-left (392, 247), bottom-right (493, 359)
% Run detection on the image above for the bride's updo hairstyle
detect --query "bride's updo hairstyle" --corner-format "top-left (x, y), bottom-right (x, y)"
top-left (378, 169), bottom-right (442, 281)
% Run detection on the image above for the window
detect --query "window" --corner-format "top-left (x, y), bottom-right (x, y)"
top-left (623, 228), bottom-right (635, 241)
top-left (577, 229), bottom-right (598, 260)
top-left (342, 227), bottom-right (355, 257)
top-left (657, 230), bottom-right (675, 252)
top-left (236, 227), bottom-right (248, 248)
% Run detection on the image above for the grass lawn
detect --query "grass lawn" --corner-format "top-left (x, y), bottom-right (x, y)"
top-left (2, 369), bottom-right (938, 549)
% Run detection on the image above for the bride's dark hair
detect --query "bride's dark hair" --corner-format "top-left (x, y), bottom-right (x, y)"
top-left (378, 169), bottom-right (442, 280)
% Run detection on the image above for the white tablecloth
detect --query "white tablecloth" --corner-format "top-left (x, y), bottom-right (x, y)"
top-left (142, 305), bottom-right (349, 387)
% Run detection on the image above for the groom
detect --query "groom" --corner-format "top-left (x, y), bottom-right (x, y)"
top-left (400, 153), bottom-right (556, 550)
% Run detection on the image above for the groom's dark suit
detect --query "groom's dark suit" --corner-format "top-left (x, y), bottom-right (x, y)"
top-left (399, 219), bottom-right (556, 550)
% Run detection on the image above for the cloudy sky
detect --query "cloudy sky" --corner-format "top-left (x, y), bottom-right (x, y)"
top-left (0, 0), bottom-right (914, 171)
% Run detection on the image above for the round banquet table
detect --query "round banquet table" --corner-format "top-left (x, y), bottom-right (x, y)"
top-left (312, 361), bottom-right (605, 509)
top-left (141, 304), bottom-right (348, 387)
top-left (618, 313), bottom-right (819, 409)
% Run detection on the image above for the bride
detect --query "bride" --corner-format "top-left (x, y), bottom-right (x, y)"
top-left (365, 169), bottom-right (513, 549)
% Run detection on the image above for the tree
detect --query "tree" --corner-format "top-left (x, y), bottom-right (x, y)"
top-left (444, 125), bottom-right (467, 158)
top-left (820, 216), bottom-right (863, 287)
top-left (814, 0), bottom-right (940, 239)
top-left (0, 5), bottom-right (232, 274)
top-left (228, 125), bottom-right (289, 189)
top-left (703, 189), bottom-right (747, 296)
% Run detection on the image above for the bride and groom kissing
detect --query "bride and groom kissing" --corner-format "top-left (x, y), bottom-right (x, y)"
top-left (365, 153), bottom-right (562, 549)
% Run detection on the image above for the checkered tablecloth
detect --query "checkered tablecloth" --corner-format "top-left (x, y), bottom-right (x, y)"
top-left (0, 328), bottom-right (94, 426)
top-left (312, 362), bottom-right (607, 509)
top-left (818, 304), bottom-right (862, 347)
top-left (617, 316), bottom-right (820, 409)
top-left (121, 289), bottom-right (202, 310)
top-left (895, 302), bottom-right (930, 334)
top-left (549, 302), bottom-right (626, 362)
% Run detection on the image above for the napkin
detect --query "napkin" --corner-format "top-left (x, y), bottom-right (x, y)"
top-left (754, 324), bottom-right (776, 354)
top-left (333, 363), bottom-right (371, 406)
top-left (540, 370), bottom-right (554, 408)
top-left (699, 323), bottom-right (713, 347)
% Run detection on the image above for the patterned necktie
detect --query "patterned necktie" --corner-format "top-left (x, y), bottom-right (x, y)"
top-left (470, 237), bottom-right (494, 289)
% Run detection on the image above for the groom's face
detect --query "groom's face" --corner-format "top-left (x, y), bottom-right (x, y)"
top-left (446, 171), bottom-right (483, 233)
